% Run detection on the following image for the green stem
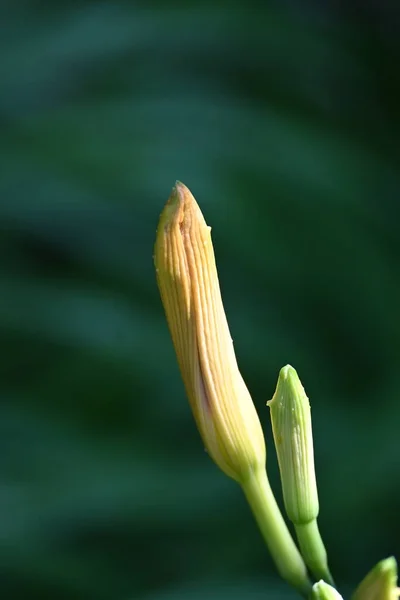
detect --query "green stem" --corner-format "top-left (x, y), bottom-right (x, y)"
top-left (241, 469), bottom-right (312, 597)
top-left (295, 520), bottom-right (334, 586)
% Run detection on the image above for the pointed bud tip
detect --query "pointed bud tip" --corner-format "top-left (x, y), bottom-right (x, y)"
top-left (378, 557), bottom-right (397, 574)
top-left (164, 181), bottom-right (185, 218)
top-left (267, 364), bottom-right (299, 407)
top-left (160, 181), bottom-right (200, 230)
top-left (280, 364), bottom-right (297, 383)
top-left (280, 364), bottom-right (294, 377)
top-left (174, 179), bottom-right (186, 191)
top-left (172, 180), bottom-right (193, 206)
top-left (156, 181), bottom-right (192, 244)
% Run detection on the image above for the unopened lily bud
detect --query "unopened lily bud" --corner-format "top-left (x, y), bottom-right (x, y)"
top-left (155, 184), bottom-right (312, 595)
top-left (268, 365), bottom-right (333, 585)
top-left (154, 181), bottom-right (266, 483)
top-left (312, 581), bottom-right (344, 600)
top-left (352, 557), bottom-right (399, 600)
top-left (267, 364), bottom-right (318, 524)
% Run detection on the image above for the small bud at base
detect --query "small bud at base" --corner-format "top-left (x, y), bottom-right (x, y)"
top-left (312, 581), bottom-right (344, 600)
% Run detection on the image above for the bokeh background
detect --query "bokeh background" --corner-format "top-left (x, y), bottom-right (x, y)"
top-left (1, 2), bottom-right (399, 599)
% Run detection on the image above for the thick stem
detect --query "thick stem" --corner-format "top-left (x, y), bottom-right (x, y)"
top-left (241, 470), bottom-right (312, 597)
top-left (295, 520), bottom-right (334, 586)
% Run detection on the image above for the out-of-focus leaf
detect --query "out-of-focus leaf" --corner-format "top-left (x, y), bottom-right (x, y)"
top-left (0, 1), bottom-right (399, 599)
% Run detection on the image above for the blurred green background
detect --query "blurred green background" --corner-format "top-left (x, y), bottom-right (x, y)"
top-left (1, 1), bottom-right (399, 599)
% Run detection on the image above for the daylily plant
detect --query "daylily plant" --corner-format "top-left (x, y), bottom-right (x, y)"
top-left (154, 182), bottom-right (398, 600)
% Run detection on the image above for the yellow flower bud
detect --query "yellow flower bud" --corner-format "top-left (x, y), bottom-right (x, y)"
top-left (154, 181), bottom-right (266, 483)
top-left (352, 557), bottom-right (399, 600)
top-left (155, 184), bottom-right (312, 595)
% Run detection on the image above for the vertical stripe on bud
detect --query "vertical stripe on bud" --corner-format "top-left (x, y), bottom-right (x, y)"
top-left (154, 181), bottom-right (266, 483)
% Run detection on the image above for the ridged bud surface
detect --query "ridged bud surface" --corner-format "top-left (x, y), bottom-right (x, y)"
top-left (155, 182), bottom-right (266, 483)
top-left (268, 365), bottom-right (318, 524)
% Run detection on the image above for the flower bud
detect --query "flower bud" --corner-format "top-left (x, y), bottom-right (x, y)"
top-left (267, 364), bottom-right (318, 524)
top-left (352, 557), bottom-right (399, 600)
top-left (268, 365), bottom-right (333, 585)
top-left (154, 181), bottom-right (266, 483)
top-left (312, 581), bottom-right (344, 600)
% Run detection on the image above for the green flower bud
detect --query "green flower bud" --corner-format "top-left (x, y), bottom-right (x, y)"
top-left (352, 557), bottom-right (399, 600)
top-left (312, 581), bottom-right (344, 600)
top-left (268, 365), bottom-right (333, 585)
top-left (267, 364), bottom-right (317, 525)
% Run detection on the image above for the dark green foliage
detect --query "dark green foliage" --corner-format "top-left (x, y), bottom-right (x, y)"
top-left (0, 2), bottom-right (399, 598)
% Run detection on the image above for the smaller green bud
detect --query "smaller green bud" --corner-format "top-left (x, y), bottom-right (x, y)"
top-left (268, 365), bottom-right (333, 585)
top-left (312, 581), bottom-right (344, 600)
top-left (352, 557), bottom-right (399, 600)
top-left (267, 365), bottom-right (317, 525)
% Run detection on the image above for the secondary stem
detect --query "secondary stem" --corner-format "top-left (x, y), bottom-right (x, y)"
top-left (295, 520), bottom-right (334, 586)
top-left (241, 469), bottom-right (312, 597)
